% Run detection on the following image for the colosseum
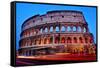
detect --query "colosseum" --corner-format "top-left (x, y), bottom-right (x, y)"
top-left (18, 10), bottom-right (96, 56)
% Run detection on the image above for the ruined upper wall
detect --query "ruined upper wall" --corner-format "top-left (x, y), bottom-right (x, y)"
top-left (22, 10), bottom-right (86, 31)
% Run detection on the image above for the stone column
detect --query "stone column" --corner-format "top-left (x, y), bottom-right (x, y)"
top-left (65, 26), bottom-right (67, 32)
top-left (86, 27), bottom-right (89, 32)
top-left (72, 37), bottom-right (74, 44)
top-left (53, 26), bottom-right (55, 33)
top-left (53, 35), bottom-right (55, 45)
top-left (78, 37), bottom-right (80, 43)
top-left (81, 26), bottom-right (84, 33)
top-left (59, 25), bottom-right (61, 32)
top-left (71, 26), bottom-right (73, 32)
top-left (31, 50), bottom-right (33, 56)
top-left (42, 38), bottom-right (44, 45)
top-left (59, 25), bottom-right (61, 44)
top-left (48, 26), bottom-right (50, 33)
top-left (76, 26), bottom-right (78, 32)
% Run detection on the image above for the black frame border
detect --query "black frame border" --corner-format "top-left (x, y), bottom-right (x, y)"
top-left (10, 1), bottom-right (98, 67)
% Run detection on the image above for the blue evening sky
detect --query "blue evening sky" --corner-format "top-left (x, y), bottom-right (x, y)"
top-left (16, 2), bottom-right (97, 50)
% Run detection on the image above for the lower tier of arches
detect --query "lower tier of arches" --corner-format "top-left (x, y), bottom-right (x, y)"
top-left (18, 44), bottom-right (96, 56)
top-left (19, 33), bottom-right (94, 48)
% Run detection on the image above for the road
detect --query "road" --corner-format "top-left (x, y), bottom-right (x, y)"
top-left (16, 53), bottom-right (96, 66)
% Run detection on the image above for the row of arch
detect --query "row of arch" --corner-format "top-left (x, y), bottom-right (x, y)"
top-left (23, 12), bottom-right (84, 30)
top-left (19, 44), bottom-right (96, 56)
top-left (22, 25), bottom-right (88, 38)
top-left (20, 36), bottom-right (93, 47)
top-left (40, 25), bottom-right (87, 33)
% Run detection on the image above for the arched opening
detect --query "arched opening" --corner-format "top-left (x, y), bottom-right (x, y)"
top-left (79, 37), bottom-right (83, 43)
top-left (83, 27), bottom-right (86, 33)
top-left (26, 51), bottom-right (29, 56)
top-left (73, 26), bottom-right (76, 32)
top-left (27, 39), bottom-right (29, 46)
top-left (78, 26), bottom-right (81, 32)
top-left (25, 31), bottom-right (28, 37)
top-left (32, 29), bottom-right (34, 35)
top-left (55, 26), bottom-right (60, 32)
top-left (50, 26), bottom-right (53, 32)
top-left (40, 28), bottom-right (43, 33)
top-left (23, 32), bottom-right (25, 37)
top-left (29, 50), bottom-right (31, 56)
top-left (67, 26), bottom-right (71, 32)
top-left (35, 29), bottom-right (39, 34)
top-left (61, 26), bottom-right (66, 32)
top-left (61, 37), bottom-right (65, 43)
top-left (50, 37), bottom-right (53, 44)
top-left (74, 37), bottom-right (77, 43)
top-left (34, 30), bottom-right (36, 35)
top-left (44, 27), bottom-right (48, 33)
top-left (47, 38), bottom-right (50, 44)
top-left (40, 39), bottom-right (43, 45)
top-left (90, 38), bottom-right (93, 43)
top-left (36, 39), bottom-right (39, 45)
top-left (85, 37), bottom-right (88, 43)
top-left (30, 39), bottom-right (32, 45)
top-left (34, 39), bottom-right (36, 45)
top-left (39, 39), bottom-right (41, 44)
top-left (44, 38), bottom-right (47, 44)
top-left (27, 31), bottom-right (30, 36)
top-left (55, 36), bottom-right (60, 43)
top-left (67, 37), bottom-right (72, 43)
top-left (30, 29), bottom-right (32, 36)
top-left (28, 31), bottom-right (30, 36)
top-left (32, 39), bottom-right (34, 45)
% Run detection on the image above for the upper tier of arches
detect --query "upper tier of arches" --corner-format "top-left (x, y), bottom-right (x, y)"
top-left (22, 10), bottom-right (86, 31)
top-left (21, 24), bottom-right (88, 39)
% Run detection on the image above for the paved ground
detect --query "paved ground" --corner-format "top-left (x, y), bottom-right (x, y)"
top-left (16, 53), bottom-right (96, 66)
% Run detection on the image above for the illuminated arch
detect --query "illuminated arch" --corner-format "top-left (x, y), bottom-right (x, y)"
top-left (73, 37), bottom-right (77, 43)
top-left (73, 26), bottom-right (76, 32)
top-left (44, 27), bottom-right (48, 33)
top-left (55, 26), bottom-right (60, 32)
top-left (67, 37), bottom-right (72, 43)
top-left (61, 37), bottom-right (65, 43)
top-left (61, 26), bottom-right (66, 32)
top-left (55, 36), bottom-right (60, 43)
top-left (50, 26), bottom-right (53, 32)
top-left (78, 26), bottom-right (81, 32)
top-left (79, 37), bottom-right (83, 43)
top-left (67, 26), bottom-right (71, 32)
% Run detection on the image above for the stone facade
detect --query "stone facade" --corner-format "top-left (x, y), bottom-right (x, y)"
top-left (18, 10), bottom-right (96, 56)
